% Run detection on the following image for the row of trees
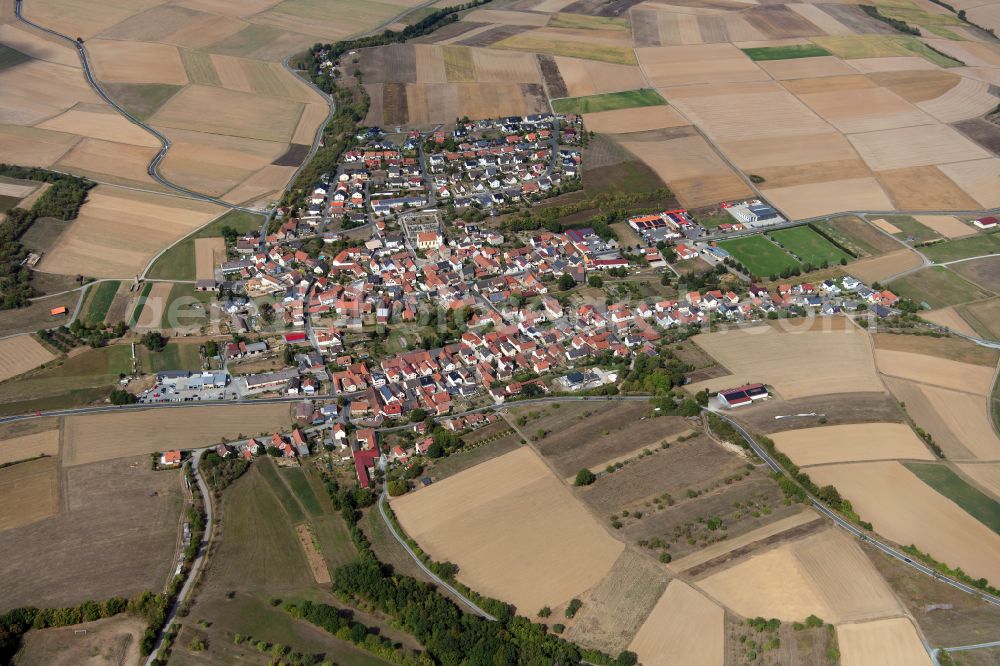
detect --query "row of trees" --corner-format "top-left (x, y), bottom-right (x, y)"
top-left (0, 165), bottom-right (94, 309)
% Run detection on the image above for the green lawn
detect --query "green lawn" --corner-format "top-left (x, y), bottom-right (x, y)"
top-left (257, 457), bottom-right (306, 523)
top-left (147, 209), bottom-right (262, 281)
top-left (742, 44), bottom-right (831, 60)
top-left (128, 282), bottom-right (153, 327)
top-left (906, 463), bottom-right (1000, 535)
top-left (552, 89), bottom-right (666, 114)
top-left (770, 226), bottom-right (851, 266)
top-left (282, 467), bottom-right (324, 516)
top-left (889, 266), bottom-right (992, 308)
top-left (921, 233), bottom-right (1000, 264)
top-left (719, 235), bottom-right (800, 277)
top-left (84, 281), bottom-right (120, 325)
top-left (138, 341), bottom-right (203, 373)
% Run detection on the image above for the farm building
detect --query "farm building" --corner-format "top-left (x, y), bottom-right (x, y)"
top-left (718, 383), bottom-right (769, 408)
top-left (973, 217), bottom-right (997, 230)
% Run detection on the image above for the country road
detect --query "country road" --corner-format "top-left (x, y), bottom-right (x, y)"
top-left (143, 449), bottom-right (213, 666)
top-left (13, 0), bottom-right (259, 213)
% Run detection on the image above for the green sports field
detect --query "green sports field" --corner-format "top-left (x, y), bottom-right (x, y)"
top-left (552, 89), bottom-right (666, 115)
top-left (770, 226), bottom-right (852, 266)
top-left (718, 235), bottom-right (800, 277)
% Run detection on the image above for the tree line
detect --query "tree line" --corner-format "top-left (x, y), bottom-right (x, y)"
top-left (0, 165), bottom-right (94, 309)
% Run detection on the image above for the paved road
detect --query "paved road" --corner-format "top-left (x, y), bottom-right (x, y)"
top-left (14, 0), bottom-right (260, 213)
top-left (377, 487), bottom-right (497, 620)
top-left (143, 449), bottom-right (213, 666)
top-left (707, 408), bottom-right (1000, 609)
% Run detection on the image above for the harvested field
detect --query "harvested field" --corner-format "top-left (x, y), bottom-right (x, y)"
top-left (875, 348), bottom-right (995, 394)
top-left (720, 131), bottom-right (860, 172)
top-left (194, 236), bottom-right (225, 281)
top-left (0, 334), bottom-right (55, 382)
top-left (150, 85), bottom-right (303, 143)
top-left (913, 214), bottom-right (974, 238)
top-left (0, 427), bottom-right (59, 466)
top-left (0, 58), bottom-right (100, 127)
top-left (627, 580), bottom-right (724, 666)
top-left (960, 297), bottom-right (1000, 341)
top-left (689, 319), bottom-right (883, 400)
top-left (743, 5), bottom-right (826, 38)
top-left (0, 456), bottom-right (59, 532)
top-left (669, 509), bottom-right (820, 573)
top-left (696, 527), bottom-right (902, 623)
top-left (848, 248), bottom-right (923, 283)
top-left (958, 463), bottom-right (1000, 501)
top-left (757, 54), bottom-right (856, 78)
top-left (492, 32), bottom-right (637, 65)
top-left (729, 391), bottom-right (905, 434)
top-left (553, 56), bottom-right (646, 97)
top-left (87, 39), bottom-right (187, 85)
top-left (157, 128), bottom-right (288, 197)
top-left (872, 332), bottom-right (998, 367)
top-left (0, 455), bottom-right (182, 611)
top-left (577, 435), bottom-right (744, 514)
top-left (15, 615), bottom-right (147, 666)
top-left (62, 403), bottom-right (292, 466)
top-left (223, 164), bottom-right (295, 206)
top-left (848, 124), bottom-right (990, 172)
top-left (564, 549), bottom-right (669, 654)
top-left (810, 460), bottom-right (1000, 583)
top-left (937, 158), bottom-right (1000, 209)
top-left (616, 130), bottom-right (752, 207)
top-left (872, 217), bottom-right (902, 234)
top-left (798, 86), bottom-right (934, 134)
top-left (37, 108), bottom-right (159, 148)
top-left (38, 185), bottom-right (219, 278)
top-left (637, 43), bottom-right (769, 87)
top-left (465, 8), bottom-right (550, 25)
top-left (848, 55), bottom-right (941, 73)
top-left (916, 76), bottom-right (997, 123)
top-left (877, 166), bottom-right (981, 211)
top-left (55, 137), bottom-right (159, 187)
top-left (781, 73), bottom-right (877, 95)
top-left (922, 306), bottom-right (980, 337)
top-left (134, 282), bottom-right (172, 329)
top-left (837, 618), bottom-right (933, 666)
top-left (771, 422), bottom-right (933, 467)
top-left (671, 87), bottom-right (829, 142)
top-left (391, 447), bottom-right (624, 612)
top-left (582, 105), bottom-right (689, 133)
top-left (866, 69), bottom-right (960, 103)
top-left (914, 382), bottom-right (1000, 460)
top-left (953, 117), bottom-right (1000, 156)
top-left (951, 257), bottom-right (1000, 293)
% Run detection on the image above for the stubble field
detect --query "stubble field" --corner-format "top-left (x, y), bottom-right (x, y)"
top-left (391, 446), bottom-right (624, 612)
top-left (836, 617), bottom-right (933, 666)
top-left (770, 422), bottom-right (934, 467)
top-left (628, 580), bottom-right (725, 666)
top-left (0, 334), bottom-right (55, 382)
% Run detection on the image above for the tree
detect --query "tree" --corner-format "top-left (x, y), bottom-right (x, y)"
top-left (558, 273), bottom-right (576, 291)
top-left (259, 302), bottom-right (275, 323)
top-left (574, 468), bottom-right (596, 486)
top-left (587, 274), bottom-right (603, 288)
top-left (426, 442), bottom-right (444, 458)
top-left (409, 408), bottom-right (427, 423)
top-left (817, 485), bottom-right (842, 507)
top-left (109, 389), bottom-right (136, 405)
top-left (387, 479), bottom-right (408, 496)
top-left (140, 331), bottom-right (167, 352)
top-left (204, 340), bottom-right (219, 357)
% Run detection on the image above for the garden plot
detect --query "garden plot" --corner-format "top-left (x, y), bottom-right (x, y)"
top-left (391, 447), bottom-right (623, 613)
top-left (37, 185), bottom-right (219, 278)
top-left (808, 460), bottom-right (1000, 584)
top-left (696, 527), bottom-right (902, 623)
top-left (690, 319), bottom-right (883, 400)
top-left (637, 43), bottom-right (770, 87)
top-left (628, 580), bottom-right (725, 666)
top-left (771, 423), bottom-right (933, 467)
top-left (837, 618), bottom-right (933, 666)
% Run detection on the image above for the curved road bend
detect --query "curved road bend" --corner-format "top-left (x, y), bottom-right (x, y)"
top-left (707, 408), bottom-right (1000, 609)
top-left (14, 0), bottom-right (259, 213)
top-left (144, 449), bottom-right (213, 666)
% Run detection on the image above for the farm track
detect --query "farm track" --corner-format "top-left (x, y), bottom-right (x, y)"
top-left (13, 0), bottom-right (261, 214)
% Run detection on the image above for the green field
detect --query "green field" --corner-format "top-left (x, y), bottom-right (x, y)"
top-left (922, 233), bottom-right (1000, 264)
top-left (147, 209), bottom-right (261, 281)
top-left (742, 44), bottom-right (831, 61)
top-left (83, 281), bottom-right (120, 325)
top-left (552, 88), bottom-right (666, 114)
top-left (813, 216), bottom-right (901, 257)
top-left (0, 344), bottom-right (132, 413)
top-left (719, 235), bottom-right (800, 277)
top-left (770, 226), bottom-right (852, 266)
top-left (160, 283), bottom-right (214, 330)
top-left (128, 282), bottom-right (153, 327)
top-left (906, 463), bottom-right (1000, 535)
top-left (889, 266), bottom-right (992, 308)
top-left (548, 12), bottom-right (629, 30)
top-left (257, 457), bottom-right (306, 523)
top-left (812, 34), bottom-right (964, 67)
top-left (282, 467), bottom-right (324, 516)
top-left (104, 83), bottom-right (183, 120)
top-left (138, 341), bottom-right (203, 373)
top-left (884, 215), bottom-right (942, 244)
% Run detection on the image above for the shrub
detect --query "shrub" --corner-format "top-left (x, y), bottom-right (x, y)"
top-left (574, 468), bottom-right (596, 486)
